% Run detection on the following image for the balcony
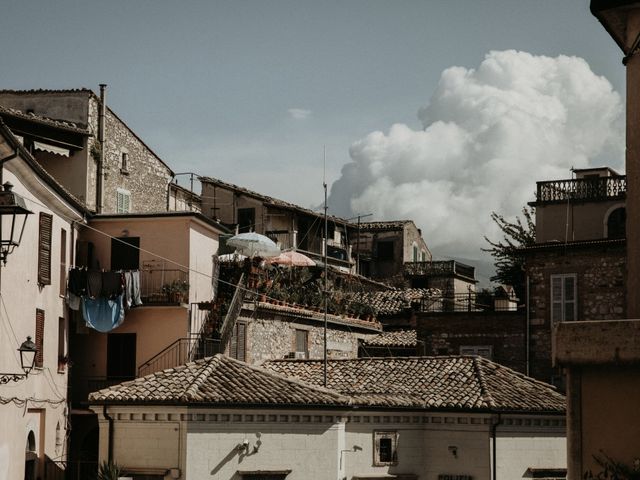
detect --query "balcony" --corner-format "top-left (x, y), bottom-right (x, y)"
top-left (419, 291), bottom-right (521, 313)
top-left (535, 175), bottom-right (626, 204)
top-left (139, 261), bottom-right (189, 305)
top-left (404, 260), bottom-right (475, 281)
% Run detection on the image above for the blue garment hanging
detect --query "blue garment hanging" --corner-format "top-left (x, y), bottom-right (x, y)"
top-left (82, 294), bottom-right (125, 332)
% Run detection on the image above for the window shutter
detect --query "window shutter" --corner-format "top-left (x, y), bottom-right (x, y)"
top-left (237, 323), bottom-right (246, 362)
top-left (38, 213), bottom-right (53, 285)
top-left (551, 275), bottom-right (562, 322)
top-left (35, 309), bottom-right (44, 368)
top-left (564, 276), bottom-right (576, 321)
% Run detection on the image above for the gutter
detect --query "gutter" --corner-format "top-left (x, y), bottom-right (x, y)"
top-left (103, 405), bottom-right (114, 462)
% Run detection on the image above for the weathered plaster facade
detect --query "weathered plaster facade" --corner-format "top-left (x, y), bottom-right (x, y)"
top-left (91, 405), bottom-right (566, 480)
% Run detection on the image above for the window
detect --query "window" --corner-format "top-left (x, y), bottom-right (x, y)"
top-left (377, 240), bottom-right (394, 261)
top-left (59, 229), bottom-right (67, 296)
top-left (116, 189), bottom-right (131, 213)
top-left (460, 345), bottom-right (493, 360)
top-left (38, 213), bottom-right (53, 285)
top-left (120, 152), bottom-right (129, 173)
top-left (421, 251), bottom-right (426, 262)
top-left (111, 237), bottom-right (140, 270)
top-left (607, 207), bottom-right (626, 239)
top-left (57, 317), bottom-right (65, 373)
top-left (412, 244), bottom-right (418, 262)
top-left (230, 322), bottom-right (247, 362)
top-left (295, 329), bottom-right (308, 358)
top-left (551, 274), bottom-right (577, 322)
top-left (237, 208), bottom-right (255, 233)
top-left (35, 309), bottom-right (44, 368)
top-left (373, 431), bottom-right (398, 466)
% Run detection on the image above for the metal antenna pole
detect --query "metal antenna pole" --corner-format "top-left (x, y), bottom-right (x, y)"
top-left (323, 146), bottom-right (328, 388)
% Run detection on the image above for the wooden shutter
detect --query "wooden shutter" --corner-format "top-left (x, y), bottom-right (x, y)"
top-left (564, 275), bottom-right (576, 321)
top-left (35, 309), bottom-right (44, 368)
top-left (38, 213), bottom-right (53, 285)
top-left (59, 229), bottom-right (67, 296)
top-left (236, 322), bottom-right (246, 362)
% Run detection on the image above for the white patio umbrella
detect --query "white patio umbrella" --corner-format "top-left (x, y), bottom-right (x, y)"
top-left (226, 232), bottom-right (281, 258)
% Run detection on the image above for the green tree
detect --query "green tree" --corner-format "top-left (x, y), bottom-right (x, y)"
top-left (483, 206), bottom-right (535, 300)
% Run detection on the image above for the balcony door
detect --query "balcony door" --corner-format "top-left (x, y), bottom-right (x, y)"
top-left (107, 333), bottom-right (136, 381)
top-left (111, 237), bottom-right (140, 270)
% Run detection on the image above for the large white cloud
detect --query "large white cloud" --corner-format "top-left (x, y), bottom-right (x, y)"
top-left (328, 50), bottom-right (624, 260)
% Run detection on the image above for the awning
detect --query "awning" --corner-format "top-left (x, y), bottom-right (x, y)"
top-left (33, 140), bottom-right (70, 157)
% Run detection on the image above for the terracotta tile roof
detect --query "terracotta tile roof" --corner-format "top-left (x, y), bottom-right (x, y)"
top-left (0, 105), bottom-right (90, 134)
top-left (347, 288), bottom-right (440, 315)
top-left (363, 330), bottom-right (417, 347)
top-left (89, 354), bottom-right (351, 406)
top-left (263, 356), bottom-right (566, 413)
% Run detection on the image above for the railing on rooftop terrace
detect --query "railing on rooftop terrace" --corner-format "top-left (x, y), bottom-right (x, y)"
top-left (404, 260), bottom-right (475, 280)
top-left (536, 175), bottom-right (626, 203)
top-left (419, 292), bottom-right (522, 313)
top-left (137, 335), bottom-right (221, 378)
top-left (139, 261), bottom-right (189, 304)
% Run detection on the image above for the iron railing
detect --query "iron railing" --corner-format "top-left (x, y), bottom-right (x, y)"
top-left (137, 336), bottom-right (221, 377)
top-left (536, 175), bottom-right (626, 203)
top-left (218, 273), bottom-right (246, 350)
top-left (139, 260), bottom-right (189, 304)
top-left (404, 260), bottom-right (475, 280)
top-left (419, 292), bottom-right (522, 313)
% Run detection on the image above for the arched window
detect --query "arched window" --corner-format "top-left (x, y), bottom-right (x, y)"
top-left (607, 207), bottom-right (626, 239)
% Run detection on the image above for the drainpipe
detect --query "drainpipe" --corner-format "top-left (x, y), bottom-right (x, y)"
top-left (97, 84), bottom-right (107, 214)
top-left (526, 275), bottom-right (530, 377)
top-left (102, 405), bottom-right (114, 463)
top-left (491, 413), bottom-right (502, 480)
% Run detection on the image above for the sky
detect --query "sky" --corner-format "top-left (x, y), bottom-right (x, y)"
top-left (0, 0), bottom-right (628, 273)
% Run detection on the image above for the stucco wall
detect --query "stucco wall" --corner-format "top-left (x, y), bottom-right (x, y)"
top-left (93, 407), bottom-right (565, 480)
top-left (536, 200), bottom-right (625, 243)
top-left (0, 158), bottom-right (82, 480)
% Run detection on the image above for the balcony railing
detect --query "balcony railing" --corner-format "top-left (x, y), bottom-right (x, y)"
top-left (419, 292), bottom-right (522, 313)
top-left (536, 176), bottom-right (626, 204)
top-left (137, 335), bottom-right (221, 377)
top-left (404, 260), bottom-right (475, 280)
top-left (139, 261), bottom-right (189, 304)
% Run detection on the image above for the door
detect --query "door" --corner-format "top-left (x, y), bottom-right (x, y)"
top-left (111, 237), bottom-right (140, 270)
top-left (107, 333), bottom-right (136, 380)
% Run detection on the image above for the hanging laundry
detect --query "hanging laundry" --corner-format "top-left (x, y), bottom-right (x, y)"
top-left (68, 267), bottom-right (88, 296)
top-left (87, 271), bottom-right (103, 299)
top-left (124, 270), bottom-right (143, 307)
top-left (102, 271), bottom-right (123, 299)
top-left (82, 294), bottom-right (125, 332)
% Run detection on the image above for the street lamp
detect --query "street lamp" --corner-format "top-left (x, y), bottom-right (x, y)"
top-left (0, 181), bottom-right (33, 264)
top-left (0, 336), bottom-right (38, 384)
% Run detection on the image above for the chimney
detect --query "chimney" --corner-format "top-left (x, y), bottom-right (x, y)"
top-left (97, 84), bottom-right (107, 214)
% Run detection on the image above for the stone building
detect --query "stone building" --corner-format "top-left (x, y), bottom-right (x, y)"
top-left (200, 176), bottom-right (355, 271)
top-left (353, 220), bottom-right (431, 280)
top-left (226, 300), bottom-right (383, 364)
top-left (89, 354), bottom-right (566, 480)
top-left (521, 167), bottom-right (626, 390)
top-left (0, 87), bottom-right (174, 214)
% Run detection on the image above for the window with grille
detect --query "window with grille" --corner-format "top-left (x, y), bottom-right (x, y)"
top-left (551, 274), bottom-right (577, 322)
top-left (38, 213), bottom-right (53, 285)
top-left (373, 431), bottom-right (398, 466)
top-left (116, 189), bottom-right (131, 214)
top-left (35, 309), bottom-right (44, 368)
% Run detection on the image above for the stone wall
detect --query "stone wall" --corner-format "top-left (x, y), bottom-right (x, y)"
top-left (242, 314), bottom-right (363, 364)
top-left (525, 243), bottom-right (626, 324)
top-left (94, 96), bottom-right (173, 213)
